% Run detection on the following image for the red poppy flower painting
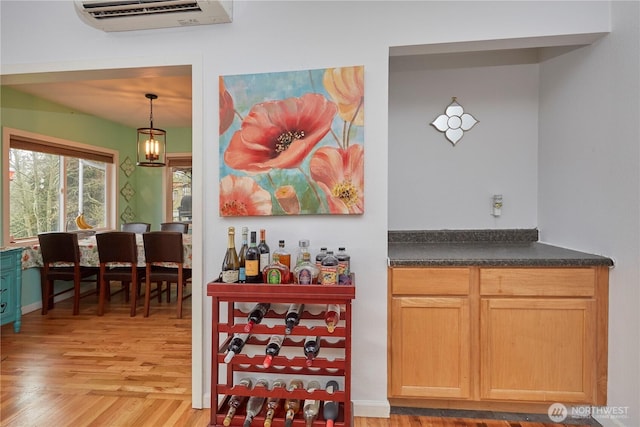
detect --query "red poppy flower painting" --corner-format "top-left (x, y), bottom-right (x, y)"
top-left (219, 65), bottom-right (365, 216)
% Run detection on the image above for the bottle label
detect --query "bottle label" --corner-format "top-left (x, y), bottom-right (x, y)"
top-left (245, 259), bottom-right (259, 277)
top-left (239, 267), bottom-right (246, 282)
top-left (297, 268), bottom-right (313, 285)
top-left (221, 270), bottom-right (239, 283)
top-left (320, 266), bottom-right (338, 285)
top-left (260, 253), bottom-right (270, 270)
top-left (338, 261), bottom-right (349, 276)
top-left (265, 268), bottom-right (282, 284)
top-left (268, 335), bottom-right (284, 347)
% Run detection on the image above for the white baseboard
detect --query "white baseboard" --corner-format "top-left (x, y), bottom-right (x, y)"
top-left (353, 400), bottom-right (390, 418)
top-left (21, 285), bottom-right (93, 315)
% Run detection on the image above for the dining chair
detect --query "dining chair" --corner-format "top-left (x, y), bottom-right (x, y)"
top-left (95, 231), bottom-right (145, 317)
top-left (160, 222), bottom-right (189, 233)
top-left (37, 232), bottom-right (98, 315)
top-left (142, 231), bottom-right (192, 318)
top-left (121, 222), bottom-right (151, 233)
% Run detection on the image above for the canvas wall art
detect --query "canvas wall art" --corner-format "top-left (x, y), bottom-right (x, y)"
top-left (219, 65), bottom-right (364, 216)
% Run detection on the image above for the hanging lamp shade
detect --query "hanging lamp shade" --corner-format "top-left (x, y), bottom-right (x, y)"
top-left (137, 93), bottom-right (166, 167)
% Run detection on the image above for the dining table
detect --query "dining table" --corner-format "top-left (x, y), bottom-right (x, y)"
top-left (20, 233), bottom-right (193, 270)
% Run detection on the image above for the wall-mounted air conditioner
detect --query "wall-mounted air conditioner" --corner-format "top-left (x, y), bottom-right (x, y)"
top-left (74, 0), bottom-right (232, 32)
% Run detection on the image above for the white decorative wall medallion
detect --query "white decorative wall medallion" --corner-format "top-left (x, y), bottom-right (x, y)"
top-left (431, 97), bottom-right (478, 146)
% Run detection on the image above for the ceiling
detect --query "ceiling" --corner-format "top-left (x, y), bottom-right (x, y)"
top-left (1, 65), bottom-right (192, 128)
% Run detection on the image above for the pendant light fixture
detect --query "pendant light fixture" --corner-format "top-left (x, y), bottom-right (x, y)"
top-left (137, 93), bottom-right (166, 167)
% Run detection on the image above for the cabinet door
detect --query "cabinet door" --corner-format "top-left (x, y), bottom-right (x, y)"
top-left (390, 296), bottom-right (470, 399)
top-left (480, 298), bottom-right (595, 402)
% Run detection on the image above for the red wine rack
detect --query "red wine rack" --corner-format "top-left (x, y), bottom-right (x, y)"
top-left (207, 282), bottom-right (356, 427)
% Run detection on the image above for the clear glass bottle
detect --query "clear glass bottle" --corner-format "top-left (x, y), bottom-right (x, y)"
top-left (283, 379), bottom-right (304, 427)
top-left (336, 247), bottom-right (351, 285)
top-left (263, 334), bottom-right (284, 368)
top-left (263, 379), bottom-right (287, 427)
top-left (242, 378), bottom-right (269, 427)
top-left (324, 303), bottom-right (340, 333)
top-left (221, 226), bottom-right (239, 283)
top-left (322, 380), bottom-right (340, 427)
top-left (319, 250), bottom-right (339, 285)
top-left (273, 239), bottom-right (291, 272)
top-left (262, 253), bottom-right (290, 284)
top-left (257, 228), bottom-right (270, 273)
top-left (293, 251), bottom-right (320, 285)
top-left (295, 239), bottom-right (310, 267)
top-left (302, 380), bottom-right (321, 427)
top-left (224, 332), bottom-right (249, 363)
top-left (244, 302), bottom-right (270, 333)
top-left (222, 377), bottom-right (252, 426)
top-left (284, 303), bottom-right (304, 334)
top-left (238, 227), bottom-right (248, 283)
top-left (303, 335), bottom-right (321, 367)
top-left (245, 231), bottom-right (261, 283)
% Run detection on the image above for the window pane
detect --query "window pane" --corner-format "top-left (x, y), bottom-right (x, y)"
top-left (172, 167), bottom-right (192, 222)
top-left (65, 158), bottom-right (107, 231)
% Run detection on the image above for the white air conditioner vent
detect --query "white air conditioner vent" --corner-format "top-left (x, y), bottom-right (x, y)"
top-left (74, 0), bottom-right (232, 32)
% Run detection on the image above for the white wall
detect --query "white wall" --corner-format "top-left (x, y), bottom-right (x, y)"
top-left (3, 0), bottom-right (628, 420)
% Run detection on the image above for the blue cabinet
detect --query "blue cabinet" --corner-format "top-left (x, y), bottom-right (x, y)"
top-left (1, 247), bottom-right (23, 333)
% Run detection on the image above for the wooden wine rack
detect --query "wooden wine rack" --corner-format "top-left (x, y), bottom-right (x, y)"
top-left (206, 281), bottom-right (356, 427)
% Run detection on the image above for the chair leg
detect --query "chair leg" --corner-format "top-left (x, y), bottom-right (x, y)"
top-left (177, 281), bottom-right (184, 319)
top-left (157, 281), bottom-right (163, 302)
top-left (98, 278), bottom-right (107, 316)
top-left (73, 271), bottom-right (81, 315)
top-left (130, 281), bottom-right (138, 317)
top-left (42, 278), bottom-right (51, 315)
top-left (144, 278), bottom-right (152, 317)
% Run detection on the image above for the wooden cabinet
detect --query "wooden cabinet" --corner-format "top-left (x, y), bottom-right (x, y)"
top-left (388, 266), bottom-right (609, 411)
top-left (1, 248), bottom-right (23, 333)
top-left (206, 282), bottom-right (355, 427)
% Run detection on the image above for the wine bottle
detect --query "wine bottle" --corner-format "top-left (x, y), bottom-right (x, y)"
top-left (245, 231), bottom-right (261, 283)
top-left (242, 378), bottom-right (269, 427)
top-left (303, 336), bottom-right (321, 367)
top-left (263, 379), bottom-right (287, 427)
top-left (324, 304), bottom-right (340, 333)
top-left (224, 332), bottom-right (249, 363)
top-left (245, 302), bottom-right (270, 333)
top-left (262, 253), bottom-right (290, 284)
top-left (238, 227), bottom-right (248, 283)
top-left (221, 226), bottom-right (240, 283)
top-left (284, 303), bottom-right (304, 334)
top-left (223, 377), bottom-right (252, 426)
top-left (319, 251), bottom-right (339, 285)
top-left (293, 251), bottom-right (320, 284)
top-left (273, 239), bottom-right (291, 272)
top-left (302, 381), bottom-right (321, 427)
top-left (263, 334), bottom-right (284, 368)
top-left (284, 379), bottom-right (304, 427)
top-left (322, 380), bottom-right (340, 427)
top-left (257, 228), bottom-right (270, 273)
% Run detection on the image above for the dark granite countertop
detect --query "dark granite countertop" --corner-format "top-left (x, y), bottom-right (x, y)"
top-left (388, 229), bottom-right (614, 267)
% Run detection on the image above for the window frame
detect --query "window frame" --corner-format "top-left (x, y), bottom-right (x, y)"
top-left (2, 127), bottom-right (118, 246)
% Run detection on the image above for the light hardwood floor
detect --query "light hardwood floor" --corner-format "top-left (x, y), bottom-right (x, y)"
top-left (1, 284), bottom-right (589, 427)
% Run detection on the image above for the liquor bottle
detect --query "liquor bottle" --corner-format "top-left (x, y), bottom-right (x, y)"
top-left (242, 378), bottom-right (269, 427)
top-left (336, 247), bottom-right (351, 285)
top-left (245, 231), bottom-right (261, 283)
top-left (293, 251), bottom-right (320, 285)
top-left (224, 332), bottom-right (249, 363)
top-left (322, 380), bottom-right (340, 427)
top-left (257, 228), bottom-right (270, 273)
top-left (263, 379), bottom-right (287, 427)
top-left (223, 377), bottom-right (252, 426)
top-left (245, 302), bottom-right (271, 333)
top-left (315, 247), bottom-right (328, 268)
top-left (238, 227), bottom-right (248, 283)
top-left (221, 226), bottom-right (239, 283)
top-left (263, 334), bottom-right (284, 368)
top-left (319, 251), bottom-right (339, 285)
top-left (324, 304), bottom-right (340, 333)
top-left (262, 253), bottom-right (290, 284)
top-left (303, 336), bottom-right (321, 366)
top-left (295, 239), bottom-right (310, 267)
top-left (302, 380), bottom-right (321, 427)
top-left (284, 303), bottom-right (305, 334)
top-left (273, 239), bottom-right (291, 272)
top-left (284, 379), bottom-right (304, 427)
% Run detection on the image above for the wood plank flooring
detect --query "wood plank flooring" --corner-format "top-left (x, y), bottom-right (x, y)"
top-left (1, 284), bottom-right (593, 427)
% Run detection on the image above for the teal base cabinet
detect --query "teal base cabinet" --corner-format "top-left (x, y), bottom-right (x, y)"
top-left (1, 248), bottom-right (23, 333)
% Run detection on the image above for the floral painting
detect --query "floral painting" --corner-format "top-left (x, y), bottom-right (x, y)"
top-left (219, 66), bottom-right (364, 216)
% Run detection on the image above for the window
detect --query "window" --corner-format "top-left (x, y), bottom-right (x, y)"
top-left (3, 128), bottom-right (117, 243)
top-left (165, 154), bottom-right (192, 223)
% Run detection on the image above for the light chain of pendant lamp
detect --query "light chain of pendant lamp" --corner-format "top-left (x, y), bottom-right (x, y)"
top-left (136, 93), bottom-right (167, 167)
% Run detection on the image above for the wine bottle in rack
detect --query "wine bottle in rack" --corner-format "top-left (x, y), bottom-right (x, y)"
top-left (263, 379), bottom-right (287, 427)
top-left (303, 336), bottom-right (321, 366)
top-left (324, 304), bottom-right (340, 333)
top-left (284, 379), bottom-right (304, 427)
top-left (221, 227), bottom-right (240, 283)
top-left (222, 377), bottom-right (252, 426)
top-left (322, 380), bottom-right (340, 427)
top-left (244, 302), bottom-right (270, 333)
top-left (284, 303), bottom-right (305, 334)
top-left (302, 381), bottom-right (321, 426)
top-left (238, 227), bottom-right (248, 283)
top-left (242, 378), bottom-right (269, 427)
top-left (245, 231), bottom-right (261, 283)
top-left (263, 334), bottom-right (284, 368)
top-left (224, 332), bottom-right (249, 363)
top-left (257, 228), bottom-right (270, 273)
